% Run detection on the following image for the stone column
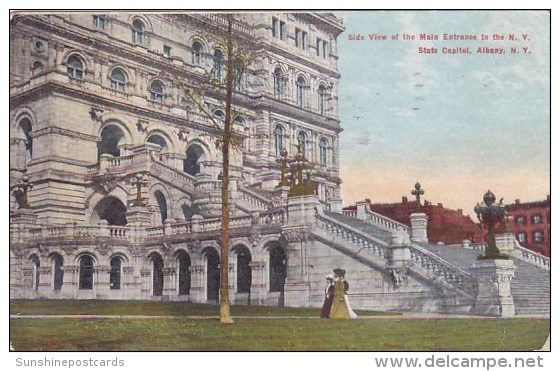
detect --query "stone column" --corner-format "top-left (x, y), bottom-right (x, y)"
top-left (95, 265), bottom-right (111, 298)
top-left (472, 259), bottom-right (516, 317)
top-left (140, 268), bottom-right (152, 298)
top-left (122, 266), bottom-right (139, 299)
top-left (410, 213), bottom-right (429, 243)
top-left (61, 265), bottom-right (78, 299)
top-left (356, 199), bottom-right (371, 221)
top-left (386, 229), bottom-right (411, 289)
top-left (189, 265), bottom-right (206, 303)
top-left (37, 266), bottom-right (53, 299)
top-left (249, 261), bottom-right (267, 305)
top-left (162, 267), bottom-right (176, 299)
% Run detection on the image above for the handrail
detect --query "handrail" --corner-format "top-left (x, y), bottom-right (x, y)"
top-left (238, 185), bottom-right (273, 211)
top-left (365, 209), bottom-right (411, 233)
top-left (513, 240), bottom-right (550, 270)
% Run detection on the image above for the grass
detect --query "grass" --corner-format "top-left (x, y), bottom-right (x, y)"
top-left (9, 300), bottom-right (549, 351)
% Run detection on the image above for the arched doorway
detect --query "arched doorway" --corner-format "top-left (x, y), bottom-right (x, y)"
top-left (269, 246), bottom-right (286, 293)
top-left (183, 144), bottom-right (205, 176)
top-left (181, 204), bottom-right (194, 220)
top-left (92, 197), bottom-right (127, 226)
top-left (176, 250), bottom-right (191, 295)
top-left (206, 249), bottom-right (220, 302)
top-left (98, 125), bottom-right (125, 159)
top-left (51, 254), bottom-right (64, 291)
top-left (234, 246), bottom-right (252, 294)
top-left (154, 191), bottom-right (168, 223)
top-left (147, 134), bottom-right (168, 152)
top-left (150, 253), bottom-right (164, 296)
top-left (79, 255), bottom-right (95, 290)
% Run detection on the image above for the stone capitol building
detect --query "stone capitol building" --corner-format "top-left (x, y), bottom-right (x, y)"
top-left (9, 12), bottom-right (549, 316)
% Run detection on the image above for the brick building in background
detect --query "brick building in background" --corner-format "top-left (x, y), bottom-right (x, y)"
top-left (502, 196), bottom-right (551, 256)
top-left (344, 196), bottom-right (485, 245)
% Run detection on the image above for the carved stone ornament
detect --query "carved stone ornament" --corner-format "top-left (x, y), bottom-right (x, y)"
top-left (93, 176), bottom-right (120, 194)
top-left (177, 129), bottom-right (189, 142)
top-left (89, 107), bottom-right (104, 123)
top-left (390, 268), bottom-right (408, 288)
top-left (282, 228), bottom-right (310, 243)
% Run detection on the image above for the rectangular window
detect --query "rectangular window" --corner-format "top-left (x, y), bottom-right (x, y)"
top-left (301, 31), bottom-right (307, 50)
top-left (93, 15), bottom-right (106, 30)
top-left (163, 45), bottom-right (172, 57)
top-left (295, 28), bottom-right (301, 48)
top-left (517, 232), bottom-right (526, 243)
top-left (534, 231), bottom-right (543, 242)
top-left (316, 38), bottom-right (321, 56)
top-left (532, 214), bottom-right (542, 224)
top-left (516, 216), bottom-right (525, 227)
top-left (323, 40), bottom-right (328, 58)
top-left (279, 21), bottom-right (285, 40)
top-left (272, 17), bottom-right (278, 38)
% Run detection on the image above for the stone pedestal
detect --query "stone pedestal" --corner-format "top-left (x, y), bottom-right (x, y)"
top-left (37, 266), bottom-right (53, 298)
top-left (410, 213), bottom-right (429, 243)
top-left (495, 233), bottom-right (516, 255)
top-left (473, 259), bottom-right (516, 317)
top-left (10, 209), bottom-right (38, 243)
top-left (249, 261), bottom-right (267, 305)
top-left (95, 266), bottom-right (111, 298)
top-left (355, 199), bottom-right (371, 221)
top-left (188, 265), bottom-right (206, 303)
top-left (388, 229), bottom-right (411, 268)
top-left (272, 185), bottom-right (290, 208)
top-left (286, 194), bottom-right (320, 226)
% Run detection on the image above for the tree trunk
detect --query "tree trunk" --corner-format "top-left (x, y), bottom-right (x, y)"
top-left (219, 15), bottom-right (235, 324)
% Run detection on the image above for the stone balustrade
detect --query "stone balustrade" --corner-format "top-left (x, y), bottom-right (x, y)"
top-left (513, 241), bottom-right (550, 270)
top-left (259, 209), bottom-right (285, 226)
top-left (150, 160), bottom-right (196, 191)
top-left (365, 209), bottom-right (411, 233)
top-left (341, 210), bottom-right (357, 218)
top-left (408, 244), bottom-right (477, 295)
top-left (238, 186), bottom-right (273, 211)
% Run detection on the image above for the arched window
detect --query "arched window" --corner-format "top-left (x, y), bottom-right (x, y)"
top-left (213, 50), bottom-right (223, 82)
top-left (79, 255), bottom-right (94, 290)
top-left (92, 196), bottom-right (128, 226)
top-left (319, 137), bottom-right (329, 166)
top-left (206, 249), bottom-right (220, 301)
top-left (296, 76), bottom-right (306, 108)
top-left (183, 144), bottom-right (205, 176)
top-left (274, 124), bottom-right (284, 157)
top-left (32, 61), bottom-right (44, 75)
top-left (154, 191), bottom-right (168, 224)
top-left (235, 247), bottom-right (252, 294)
top-left (176, 251), bottom-right (191, 295)
top-left (52, 254), bottom-right (64, 291)
top-left (150, 253), bottom-right (164, 296)
top-left (30, 255), bottom-right (40, 291)
top-left (233, 116), bottom-right (245, 128)
top-left (132, 19), bottom-right (145, 44)
top-left (67, 55), bottom-right (84, 79)
top-left (269, 246), bottom-right (286, 293)
top-left (233, 58), bottom-right (243, 91)
top-left (213, 110), bottom-right (225, 124)
top-left (109, 256), bottom-right (122, 290)
top-left (18, 118), bottom-right (33, 163)
top-left (147, 134), bottom-right (168, 152)
top-left (192, 42), bottom-right (203, 65)
top-left (150, 81), bottom-right (164, 102)
top-left (297, 131), bottom-right (307, 158)
top-left (318, 84), bottom-right (327, 115)
top-left (98, 125), bottom-right (125, 158)
top-left (181, 204), bottom-right (194, 220)
top-left (110, 68), bottom-right (126, 91)
top-left (273, 68), bottom-right (283, 99)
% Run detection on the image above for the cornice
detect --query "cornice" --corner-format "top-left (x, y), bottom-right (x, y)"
top-left (30, 126), bottom-right (99, 142)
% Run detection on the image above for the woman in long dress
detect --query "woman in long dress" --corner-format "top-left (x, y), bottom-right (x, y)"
top-left (329, 269), bottom-right (358, 319)
top-left (320, 275), bottom-right (335, 318)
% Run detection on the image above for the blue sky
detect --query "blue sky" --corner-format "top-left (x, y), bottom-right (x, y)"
top-left (337, 10), bottom-right (550, 216)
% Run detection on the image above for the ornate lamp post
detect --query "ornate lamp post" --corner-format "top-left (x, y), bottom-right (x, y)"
top-left (14, 175), bottom-right (33, 209)
top-left (411, 182), bottom-right (424, 212)
top-left (276, 148), bottom-right (289, 187)
top-left (130, 173), bottom-right (148, 207)
top-left (474, 190), bottom-right (509, 260)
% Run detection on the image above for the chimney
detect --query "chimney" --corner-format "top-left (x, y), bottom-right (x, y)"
top-left (515, 199), bottom-right (520, 204)
top-left (402, 196), bottom-right (408, 203)
top-left (458, 209), bottom-right (463, 215)
top-left (437, 203), bottom-right (443, 208)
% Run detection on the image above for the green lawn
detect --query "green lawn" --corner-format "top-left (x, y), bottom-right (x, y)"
top-left (10, 300), bottom-right (549, 351)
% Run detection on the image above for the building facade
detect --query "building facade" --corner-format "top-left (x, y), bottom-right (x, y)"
top-left (503, 196), bottom-right (551, 257)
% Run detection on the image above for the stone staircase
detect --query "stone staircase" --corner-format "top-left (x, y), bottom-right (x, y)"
top-left (323, 210), bottom-right (550, 316)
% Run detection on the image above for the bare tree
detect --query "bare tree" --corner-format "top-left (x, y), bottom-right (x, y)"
top-left (174, 13), bottom-right (262, 324)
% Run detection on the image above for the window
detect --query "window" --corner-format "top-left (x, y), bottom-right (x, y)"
top-left (32, 61), bottom-right (43, 75)
top-left (318, 84), bottom-right (327, 115)
top-left (154, 191), bottom-right (168, 224)
top-left (272, 17), bottom-right (278, 38)
top-left (109, 257), bottom-right (122, 290)
top-left (213, 110), bottom-right (225, 124)
top-left (52, 254), bottom-right (64, 291)
top-left (234, 116), bottom-right (245, 128)
top-left (274, 125), bottom-right (285, 157)
top-left (93, 15), bottom-right (106, 30)
top-left (19, 118), bottom-right (33, 163)
top-left (192, 42), bottom-right (202, 64)
top-left (79, 255), bottom-right (94, 290)
top-left (532, 214), bottom-right (543, 224)
top-left (296, 76), bottom-right (305, 108)
top-left (273, 68), bottom-right (283, 99)
top-left (110, 68), bottom-right (126, 91)
top-left (30, 255), bottom-right (40, 291)
top-left (533, 231), bottom-right (543, 243)
top-left (319, 138), bottom-right (328, 166)
top-left (295, 28), bottom-right (307, 50)
top-left (517, 232), bottom-right (526, 243)
top-left (323, 40), bottom-right (328, 58)
top-left (67, 55), bottom-right (84, 79)
top-left (132, 19), bottom-right (145, 44)
top-left (236, 248), bottom-right (252, 293)
top-left (316, 38), bottom-right (321, 56)
top-left (150, 81), bottom-right (164, 102)
top-left (515, 216), bottom-right (525, 227)
top-left (279, 21), bottom-right (285, 40)
top-left (297, 131), bottom-right (307, 157)
top-left (163, 45), bottom-right (171, 57)
top-left (34, 40), bottom-right (45, 53)
top-left (213, 50), bottom-right (223, 82)
top-left (233, 59), bottom-right (243, 91)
